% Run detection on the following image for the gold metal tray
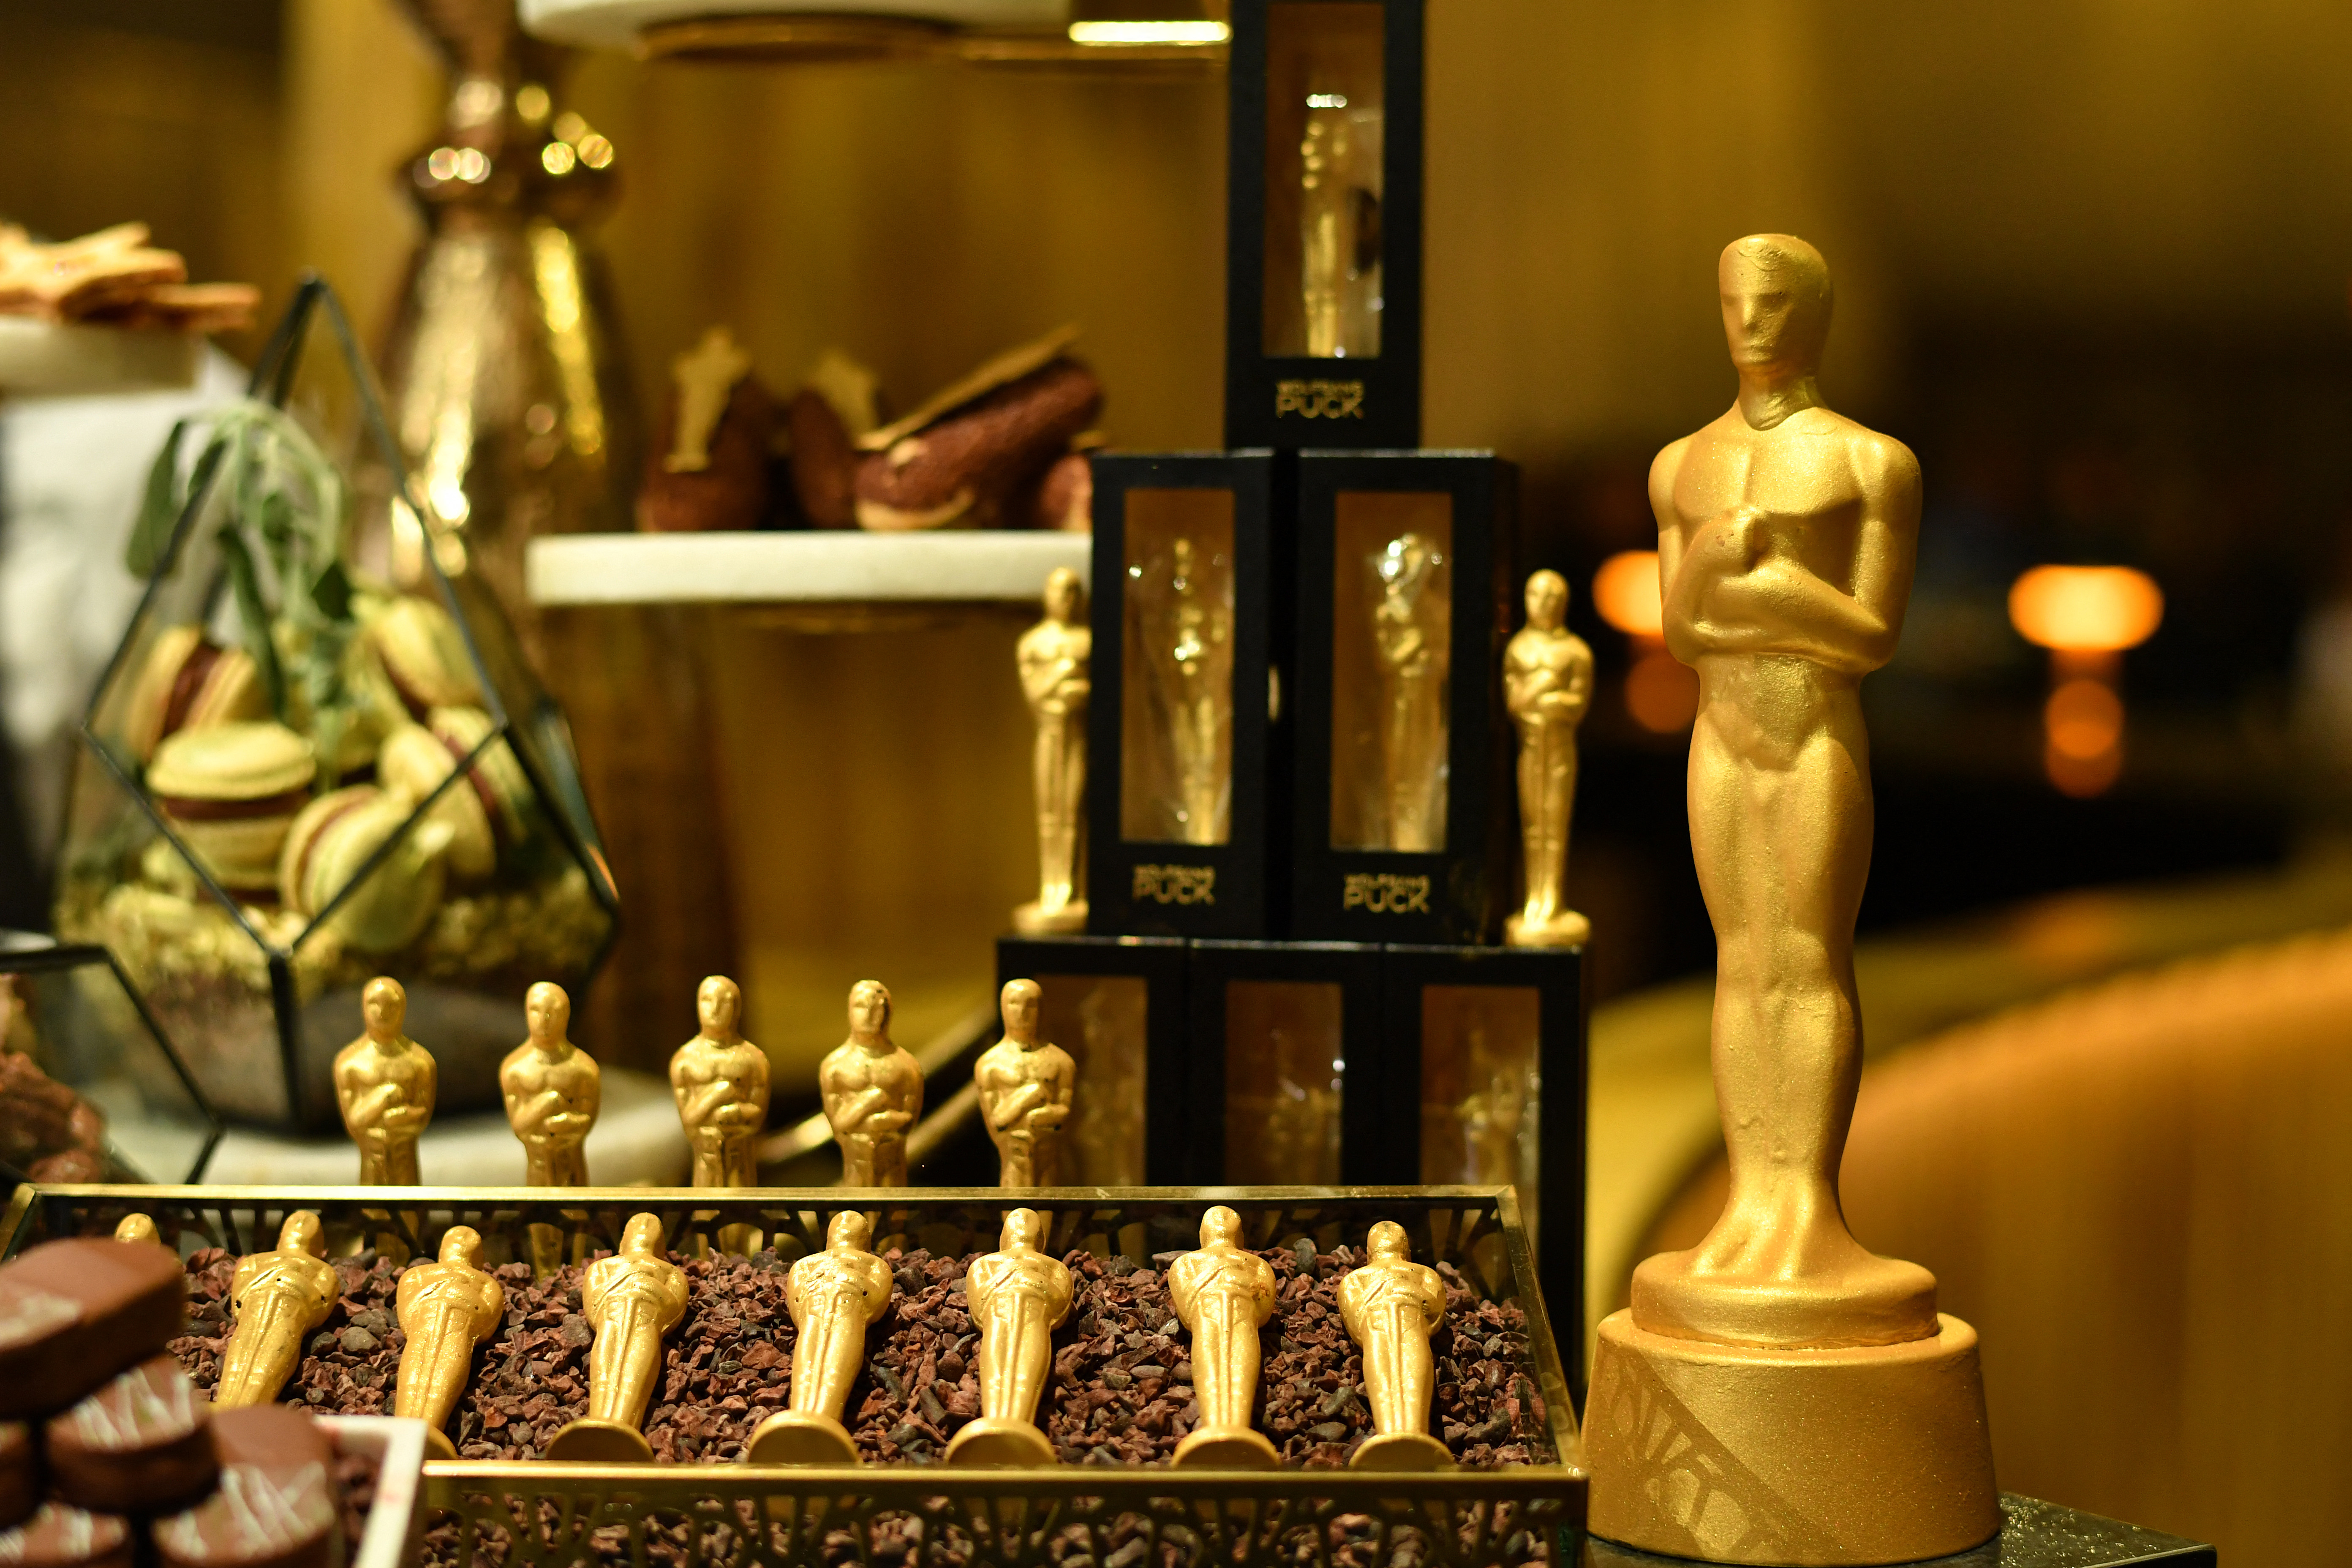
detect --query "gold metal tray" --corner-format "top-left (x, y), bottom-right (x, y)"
top-left (2, 1184), bottom-right (1585, 1567)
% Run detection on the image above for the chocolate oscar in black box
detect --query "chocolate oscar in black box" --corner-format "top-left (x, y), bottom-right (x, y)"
top-left (994, 936), bottom-right (1190, 1185)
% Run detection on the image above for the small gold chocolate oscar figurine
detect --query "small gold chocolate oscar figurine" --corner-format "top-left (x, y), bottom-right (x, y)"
top-left (1503, 569), bottom-right (1594, 948)
top-left (817, 981), bottom-right (924, 1187)
top-left (394, 1225), bottom-right (507, 1459)
top-left (1583, 235), bottom-right (1997, 1565)
top-left (746, 1211), bottom-right (894, 1464)
top-left (672, 975), bottom-right (770, 1252)
top-left (114, 1214), bottom-right (163, 1247)
top-left (1166, 1206), bottom-right (1279, 1468)
top-left (944, 1208), bottom-right (1072, 1467)
top-left (972, 980), bottom-right (1075, 1189)
top-left (215, 1211), bottom-right (339, 1408)
top-left (1140, 536), bottom-right (1234, 846)
top-left (333, 977), bottom-right (437, 1185)
top-left (1337, 1221), bottom-right (1452, 1471)
top-left (1013, 566), bottom-right (1092, 935)
top-left (1370, 531), bottom-right (1451, 852)
top-left (545, 1213), bottom-right (689, 1462)
top-left (501, 982), bottom-right (600, 1187)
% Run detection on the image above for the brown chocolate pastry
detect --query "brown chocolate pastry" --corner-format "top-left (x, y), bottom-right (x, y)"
top-left (0, 1052), bottom-right (109, 1187)
top-left (153, 1406), bottom-right (338, 1568)
top-left (1034, 449), bottom-right (1093, 532)
top-left (0, 1424), bottom-right (33, 1530)
top-left (784, 387), bottom-right (858, 529)
top-left (853, 357), bottom-right (1101, 531)
top-left (637, 340), bottom-right (774, 534)
top-left (0, 1240), bottom-right (183, 1419)
top-left (46, 1354), bottom-right (215, 1515)
top-left (0, 1504), bottom-right (133, 1568)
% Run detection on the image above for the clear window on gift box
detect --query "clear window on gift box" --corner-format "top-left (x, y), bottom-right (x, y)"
top-left (1120, 489), bottom-right (1237, 846)
top-left (1033, 972), bottom-right (1148, 1186)
top-left (1263, 2), bottom-right (1386, 359)
top-left (1331, 491), bottom-right (1451, 851)
top-left (1224, 978), bottom-right (1344, 1184)
top-left (1419, 983), bottom-right (1542, 1239)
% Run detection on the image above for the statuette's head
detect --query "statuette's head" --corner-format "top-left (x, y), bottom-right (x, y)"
top-left (621, 1212), bottom-right (665, 1257)
top-left (1001, 1207), bottom-right (1045, 1252)
top-left (697, 975), bottom-right (741, 1037)
top-left (114, 1214), bottom-right (161, 1247)
top-left (362, 976), bottom-right (406, 1039)
top-left (1199, 1205), bottom-right (1243, 1249)
top-left (847, 980), bottom-right (891, 1044)
top-left (280, 1209), bottom-right (326, 1257)
top-left (526, 982), bottom-right (569, 1046)
top-left (1043, 566), bottom-right (1083, 624)
top-left (439, 1225), bottom-right (485, 1266)
top-left (1718, 234), bottom-right (1832, 378)
top-left (1524, 569), bottom-right (1568, 632)
top-left (827, 1210), bottom-right (873, 1251)
top-left (999, 978), bottom-right (1041, 1042)
top-left (1367, 1220), bottom-right (1410, 1263)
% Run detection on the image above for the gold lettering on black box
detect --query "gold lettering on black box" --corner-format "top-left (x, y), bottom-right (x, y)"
top-left (1274, 379), bottom-right (1367, 420)
top-left (1133, 864), bottom-right (1218, 906)
top-left (1342, 873), bottom-right (1432, 915)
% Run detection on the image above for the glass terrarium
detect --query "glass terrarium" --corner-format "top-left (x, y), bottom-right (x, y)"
top-left (52, 280), bottom-right (618, 1134)
top-left (0, 933), bottom-right (222, 1183)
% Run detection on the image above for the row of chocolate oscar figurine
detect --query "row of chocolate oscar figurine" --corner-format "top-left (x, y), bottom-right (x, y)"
top-left (332, 971), bottom-right (1073, 1191)
top-left (139, 1203), bottom-right (1457, 1471)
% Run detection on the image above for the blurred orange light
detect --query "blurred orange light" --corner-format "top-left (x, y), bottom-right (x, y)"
top-left (2045, 678), bottom-right (2123, 760)
top-left (1593, 550), bottom-right (1663, 637)
top-left (2008, 566), bottom-right (2163, 653)
top-left (1625, 645), bottom-right (1699, 732)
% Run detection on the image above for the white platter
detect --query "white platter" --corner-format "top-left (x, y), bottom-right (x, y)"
top-left (520, 0), bottom-right (1068, 49)
top-left (526, 529), bottom-right (1088, 607)
top-left (0, 317), bottom-right (201, 397)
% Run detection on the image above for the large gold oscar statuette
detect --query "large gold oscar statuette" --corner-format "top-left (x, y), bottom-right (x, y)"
top-left (1583, 235), bottom-right (1998, 1566)
top-left (1014, 566), bottom-right (1091, 935)
top-left (1337, 1222), bottom-right (1452, 1471)
top-left (1370, 531), bottom-right (1449, 852)
top-left (746, 1211), bottom-right (895, 1464)
top-left (332, 977), bottom-right (437, 1184)
top-left (671, 975), bottom-right (770, 1253)
top-left (503, 981), bottom-right (601, 1275)
top-left (215, 1211), bottom-right (338, 1407)
top-left (1503, 570), bottom-right (1594, 948)
top-left (1166, 1206), bottom-right (1279, 1468)
top-left (944, 1208), bottom-right (1072, 1467)
top-left (545, 1213), bottom-right (689, 1462)
top-left (817, 981), bottom-right (924, 1187)
top-left (394, 1226), bottom-right (506, 1460)
top-left (973, 980), bottom-right (1075, 1189)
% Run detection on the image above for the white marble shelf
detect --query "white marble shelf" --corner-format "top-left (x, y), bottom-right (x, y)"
top-left (0, 318), bottom-right (201, 397)
top-left (521, 0), bottom-right (1067, 49)
top-left (526, 530), bottom-right (1088, 608)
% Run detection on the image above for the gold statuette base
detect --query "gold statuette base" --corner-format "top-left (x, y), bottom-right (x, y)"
top-left (1172, 1426), bottom-right (1280, 1469)
top-left (944, 1418), bottom-right (1057, 1468)
top-left (746, 1410), bottom-right (861, 1466)
top-left (1350, 1431), bottom-right (1454, 1472)
top-left (1012, 899), bottom-right (1089, 936)
top-left (1584, 1310), bottom-right (1998, 1567)
top-left (1504, 910), bottom-right (1589, 950)
top-left (544, 1418), bottom-right (657, 1464)
top-left (423, 1427), bottom-right (457, 1462)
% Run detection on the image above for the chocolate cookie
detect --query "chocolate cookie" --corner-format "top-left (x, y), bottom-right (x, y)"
top-left (0, 1424), bottom-right (34, 1530)
top-left (0, 1240), bottom-right (184, 1418)
top-left (0, 1504), bottom-right (133, 1568)
top-left (152, 1407), bottom-right (338, 1568)
top-left (46, 1355), bottom-right (215, 1515)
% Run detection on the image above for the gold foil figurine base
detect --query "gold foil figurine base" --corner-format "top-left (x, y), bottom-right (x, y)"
top-left (333, 977), bottom-right (437, 1185)
top-left (1503, 569), bottom-right (1593, 950)
top-left (818, 982), bottom-right (924, 1188)
top-left (1584, 234), bottom-right (1996, 1563)
top-left (945, 1208), bottom-right (1070, 1468)
top-left (395, 1225), bottom-right (506, 1460)
top-left (1583, 1312), bottom-right (1997, 1565)
top-left (747, 1211), bottom-right (894, 1465)
top-left (974, 980), bottom-right (1075, 1189)
top-left (1014, 566), bottom-right (1090, 936)
top-left (1337, 1221), bottom-right (1451, 1473)
top-left (215, 1210), bottom-right (338, 1408)
top-left (1167, 1206), bottom-right (1278, 1470)
top-left (547, 1212), bottom-right (687, 1463)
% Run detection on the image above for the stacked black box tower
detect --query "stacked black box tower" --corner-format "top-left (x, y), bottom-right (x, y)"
top-left (998, 0), bottom-right (1585, 1343)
